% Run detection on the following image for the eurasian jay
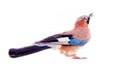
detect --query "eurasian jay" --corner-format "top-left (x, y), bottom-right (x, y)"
top-left (9, 13), bottom-right (93, 59)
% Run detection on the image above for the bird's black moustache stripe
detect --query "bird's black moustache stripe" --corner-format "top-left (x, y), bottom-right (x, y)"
top-left (87, 17), bottom-right (90, 24)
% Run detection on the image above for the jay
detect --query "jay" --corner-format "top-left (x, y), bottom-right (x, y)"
top-left (9, 13), bottom-right (93, 59)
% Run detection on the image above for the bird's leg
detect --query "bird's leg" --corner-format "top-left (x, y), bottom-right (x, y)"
top-left (72, 54), bottom-right (80, 59)
top-left (71, 54), bottom-right (87, 59)
top-left (64, 53), bottom-right (80, 59)
top-left (64, 53), bottom-right (71, 57)
top-left (63, 52), bottom-right (87, 59)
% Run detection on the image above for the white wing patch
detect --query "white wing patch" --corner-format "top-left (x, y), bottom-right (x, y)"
top-left (57, 37), bottom-right (70, 44)
top-left (58, 37), bottom-right (70, 42)
top-left (34, 37), bottom-right (71, 49)
top-left (34, 43), bottom-right (62, 49)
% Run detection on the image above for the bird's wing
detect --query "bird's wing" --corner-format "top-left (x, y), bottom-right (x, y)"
top-left (35, 34), bottom-right (88, 46)
top-left (40, 34), bottom-right (73, 43)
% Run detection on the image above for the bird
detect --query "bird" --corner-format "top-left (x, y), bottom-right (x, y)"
top-left (9, 13), bottom-right (93, 59)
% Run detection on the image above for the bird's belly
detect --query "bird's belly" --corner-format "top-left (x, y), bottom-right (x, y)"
top-left (59, 46), bottom-right (80, 54)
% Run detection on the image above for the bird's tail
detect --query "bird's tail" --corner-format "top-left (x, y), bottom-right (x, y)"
top-left (9, 45), bottom-right (51, 58)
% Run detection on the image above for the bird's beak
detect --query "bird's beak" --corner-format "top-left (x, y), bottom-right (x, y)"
top-left (89, 13), bottom-right (93, 18)
top-left (87, 13), bottom-right (93, 24)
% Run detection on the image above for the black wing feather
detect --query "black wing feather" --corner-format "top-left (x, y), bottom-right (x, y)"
top-left (39, 34), bottom-right (73, 43)
top-left (41, 36), bottom-right (58, 42)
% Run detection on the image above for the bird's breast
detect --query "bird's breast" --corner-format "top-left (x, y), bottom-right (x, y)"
top-left (73, 28), bottom-right (91, 41)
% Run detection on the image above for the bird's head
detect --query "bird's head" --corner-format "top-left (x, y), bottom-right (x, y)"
top-left (75, 13), bottom-right (93, 28)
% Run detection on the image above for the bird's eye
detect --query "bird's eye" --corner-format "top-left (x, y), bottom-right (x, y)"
top-left (78, 15), bottom-right (87, 20)
top-left (80, 16), bottom-right (85, 19)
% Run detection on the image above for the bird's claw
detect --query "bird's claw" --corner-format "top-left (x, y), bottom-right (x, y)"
top-left (65, 54), bottom-right (87, 59)
top-left (72, 55), bottom-right (87, 59)
top-left (72, 56), bottom-right (87, 59)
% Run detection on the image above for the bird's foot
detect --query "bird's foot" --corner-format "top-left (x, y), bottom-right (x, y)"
top-left (65, 54), bottom-right (87, 59)
top-left (72, 56), bottom-right (87, 59)
top-left (71, 54), bottom-right (87, 59)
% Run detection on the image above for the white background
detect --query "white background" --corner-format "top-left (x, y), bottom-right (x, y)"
top-left (0, 0), bottom-right (120, 80)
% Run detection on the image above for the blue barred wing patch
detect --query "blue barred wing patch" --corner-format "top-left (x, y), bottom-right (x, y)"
top-left (69, 38), bottom-right (88, 46)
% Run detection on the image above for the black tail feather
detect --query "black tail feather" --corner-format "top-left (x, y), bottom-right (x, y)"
top-left (9, 45), bottom-right (50, 58)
